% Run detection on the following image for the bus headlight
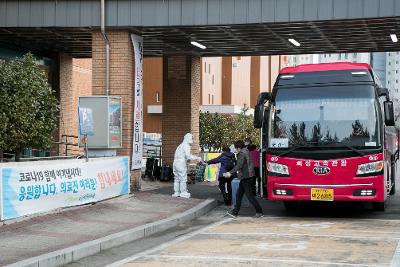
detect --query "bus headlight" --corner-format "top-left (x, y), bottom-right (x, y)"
top-left (356, 161), bottom-right (384, 176)
top-left (268, 162), bottom-right (289, 176)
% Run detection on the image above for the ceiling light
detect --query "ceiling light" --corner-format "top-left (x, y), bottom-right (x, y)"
top-left (191, 41), bottom-right (206, 49)
top-left (288, 38), bottom-right (301, 47)
top-left (390, 34), bottom-right (398, 43)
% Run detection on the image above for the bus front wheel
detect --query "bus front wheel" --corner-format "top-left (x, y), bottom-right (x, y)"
top-left (372, 201), bottom-right (386, 211)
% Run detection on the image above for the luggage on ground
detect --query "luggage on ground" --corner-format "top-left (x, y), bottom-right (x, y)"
top-left (160, 164), bottom-right (173, 182)
top-left (231, 178), bottom-right (249, 207)
top-left (195, 163), bottom-right (206, 182)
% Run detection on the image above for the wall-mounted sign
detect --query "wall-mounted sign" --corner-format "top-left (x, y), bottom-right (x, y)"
top-left (78, 107), bottom-right (94, 136)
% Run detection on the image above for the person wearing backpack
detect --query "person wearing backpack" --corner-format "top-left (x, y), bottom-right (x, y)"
top-left (206, 146), bottom-right (236, 206)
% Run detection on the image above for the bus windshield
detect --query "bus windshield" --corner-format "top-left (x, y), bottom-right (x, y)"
top-left (269, 85), bottom-right (381, 149)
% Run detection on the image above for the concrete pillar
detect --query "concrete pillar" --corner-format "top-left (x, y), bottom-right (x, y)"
top-left (59, 56), bottom-right (93, 156)
top-left (221, 57), bottom-right (232, 105)
top-left (92, 30), bottom-right (140, 191)
top-left (250, 56), bottom-right (261, 108)
top-left (162, 55), bottom-right (201, 165)
top-left (59, 54), bottom-right (73, 156)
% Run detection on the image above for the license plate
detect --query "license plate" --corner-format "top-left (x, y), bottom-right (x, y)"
top-left (311, 188), bottom-right (334, 201)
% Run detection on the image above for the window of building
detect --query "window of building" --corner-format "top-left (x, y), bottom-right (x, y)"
top-left (389, 53), bottom-right (391, 56)
top-left (396, 61), bottom-right (399, 65)
top-left (388, 81), bottom-right (391, 84)
top-left (397, 79), bottom-right (399, 84)
top-left (208, 64), bottom-right (211, 74)
top-left (204, 62), bottom-right (207, 73)
top-left (212, 75), bottom-right (214, 85)
top-left (389, 71), bottom-right (391, 75)
top-left (345, 53), bottom-right (348, 59)
top-left (212, 95), bottom-right (214, 104)
top-left (396, 70), bottom-right (399, 74)
top-left (208, 94), bottom-right (211, 104)
top-left (156, 91), bottom-right (160, 103)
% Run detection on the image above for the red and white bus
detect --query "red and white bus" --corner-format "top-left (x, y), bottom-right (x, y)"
top-left (254, 62), bottom-right (399, 211)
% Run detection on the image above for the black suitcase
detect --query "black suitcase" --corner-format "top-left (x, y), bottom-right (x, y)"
top-left (160, 164), bottom-right (173, 182)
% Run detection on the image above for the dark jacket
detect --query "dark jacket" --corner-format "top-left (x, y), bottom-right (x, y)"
top-left (207, 151), bottom-right (235, 178)
top-left (228, 147), bottom-right (255, 179)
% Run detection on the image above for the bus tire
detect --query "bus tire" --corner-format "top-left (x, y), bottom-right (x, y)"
top-left (283, 201), bottom-right (299, 211)
top-left (372, 202), bottom-right (386, 211)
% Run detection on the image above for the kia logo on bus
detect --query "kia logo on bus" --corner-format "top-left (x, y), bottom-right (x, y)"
top-left (313, 166), bottom-right (330, 175)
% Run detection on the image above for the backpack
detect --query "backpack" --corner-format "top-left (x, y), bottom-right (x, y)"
top-left (225, 155), bottom-right (236, 172)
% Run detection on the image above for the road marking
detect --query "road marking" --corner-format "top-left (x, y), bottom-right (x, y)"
top-left (244, 241), bottom-right (308, 251)
top-left (281, 222), bottom-right (335, 229)
top-left (201, 232), bottom-right (400, 241)
top-left (241, 216), bottom-right (400, 223)
top-left (390, 241), bottom-right (400, 267)
top-left (142, 255), bottom-right (387, 267)
top-left (105, 218), bottom-right (232, 267)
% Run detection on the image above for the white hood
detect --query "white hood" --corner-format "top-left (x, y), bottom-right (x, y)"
top-left (183, 133), bottom-right (193, 145)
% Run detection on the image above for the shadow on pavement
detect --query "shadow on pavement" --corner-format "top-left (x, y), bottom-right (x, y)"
top-left (145, 181), bottom-right (400, 221)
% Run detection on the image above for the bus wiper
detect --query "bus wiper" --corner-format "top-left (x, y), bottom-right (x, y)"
top-left (278, 143), bottom-right (314, 157)
top-left (323, 142), bottom-right (365, 156)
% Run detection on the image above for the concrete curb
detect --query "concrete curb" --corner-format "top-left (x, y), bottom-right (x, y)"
top-left (6, 198), bottom-right (217, 267)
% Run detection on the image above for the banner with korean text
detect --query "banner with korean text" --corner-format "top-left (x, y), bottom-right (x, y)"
top-left (131, 34), bottom-right (144, 170)
top-left (0, 157), bottom-right (130, 220)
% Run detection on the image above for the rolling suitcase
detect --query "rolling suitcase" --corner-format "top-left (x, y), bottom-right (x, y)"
top-left (160, 164), bottom-right (172, 182)
top-left (231, 178), bottom-right (249, 207)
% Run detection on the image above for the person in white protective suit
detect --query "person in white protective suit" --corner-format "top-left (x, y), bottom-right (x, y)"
top-left (172, 133), bottom-right (202, 198)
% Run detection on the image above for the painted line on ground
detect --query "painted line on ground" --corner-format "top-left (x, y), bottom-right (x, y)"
top-left (141, 255), bottom-right (388, 267)
top-left (236, 216), bottom-right (400, 223)
top-left (390, 241), bottom-right (400, 267)
top-left (200, 232), bottom-right (400, 241)
top-left (105, 217), bottom-right (233, 267)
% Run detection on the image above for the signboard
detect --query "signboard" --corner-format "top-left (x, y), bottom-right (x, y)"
top-left (0, 157), bottom-right (130, 220)
top-left (78, 96), bottom-right (122, 149)
top-left (78, 107), bottom-right (94, 136)
top-left (109, 98), bottom-right (122, 148)
top-left (131, 34), bottom-right (144, 170)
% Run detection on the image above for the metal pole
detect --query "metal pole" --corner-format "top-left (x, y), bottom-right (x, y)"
top-left (100, 0), bottom-right (110, 96)
top-left (84, 134), bottom-right (89, 162)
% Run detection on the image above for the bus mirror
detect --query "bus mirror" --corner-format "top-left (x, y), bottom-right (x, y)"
top-left (257, 92), bottom-right (272, 105)
top-left (378, 88), bottom-right (389, 99)
top-left (384, 101), bottom-right (395, 126)
top-left (263, 107), bottom-right (270, 132)
top-left (254, 104), bottom-right (264, 128)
